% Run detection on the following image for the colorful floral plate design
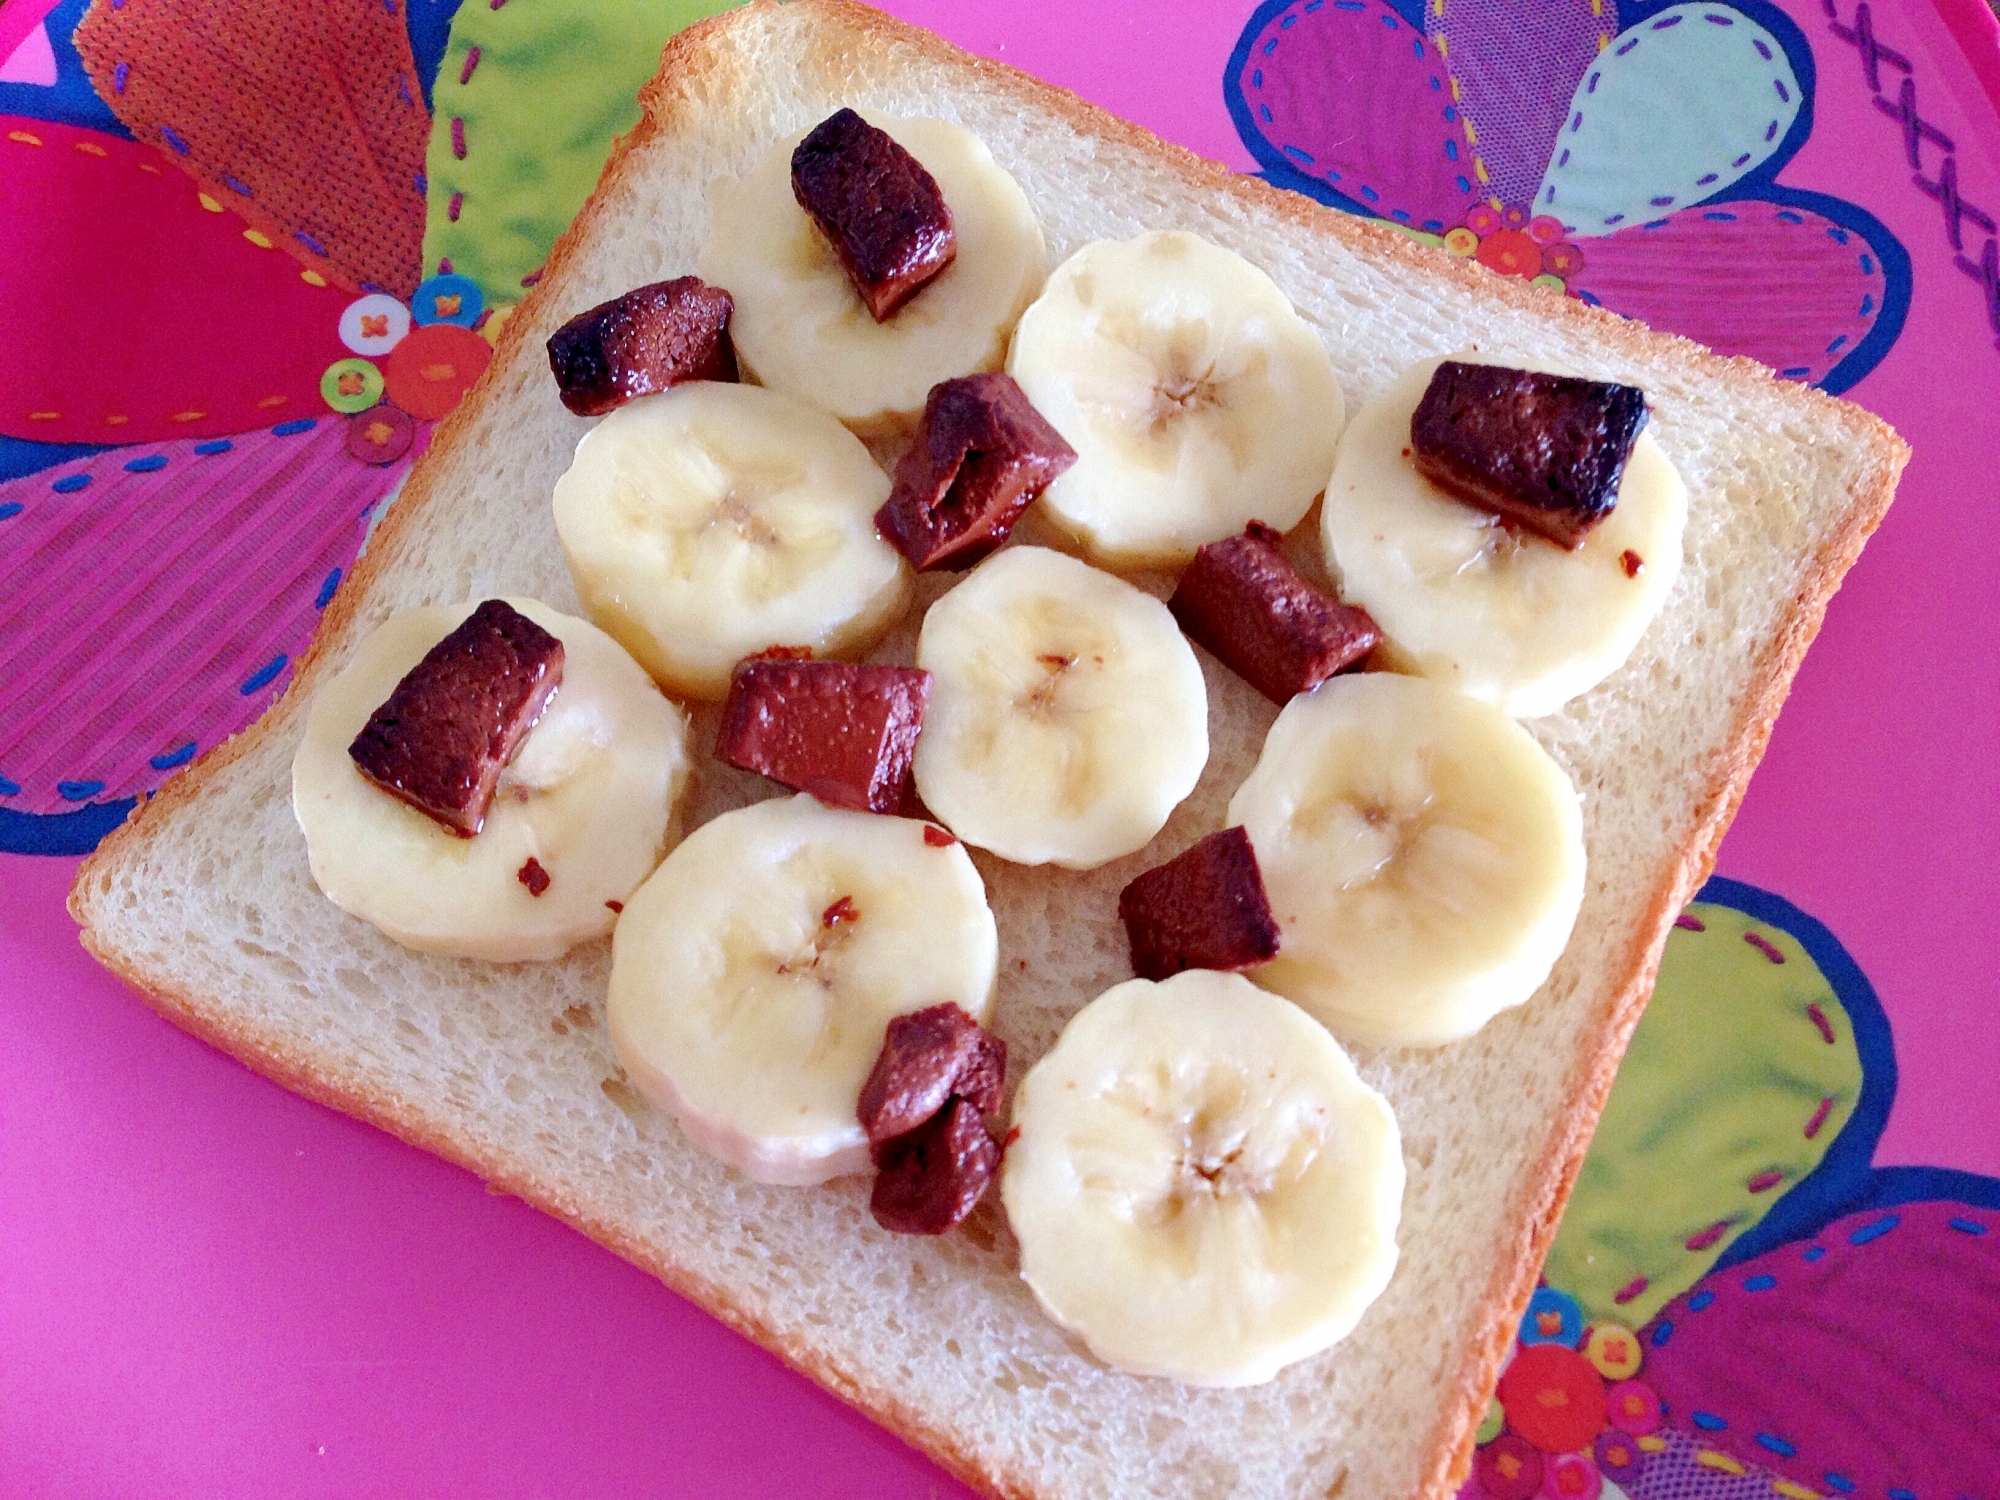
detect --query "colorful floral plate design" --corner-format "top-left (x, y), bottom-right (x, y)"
top-left (1226, 0), bottom-right (1911, 392)
top-left (1457, 879), bottom-right (1999, 1500)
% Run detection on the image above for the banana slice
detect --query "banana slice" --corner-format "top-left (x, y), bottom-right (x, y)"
top-left (1321, 353), bottom-right (1687, 718)
top-left (699, 110), bottom-right (1046, 433)
top-left (607, 794), bottom-right (998, 1186)
top-left (1002, 970), bottom-right (1403, 1387)
top-left (912, 546), bottom-right (1208, 870)
top-left (552, 382), bottom-right (910, 700)
top-left (1228, 672), bottom-right (1585, 1048)
top-left (293, 599), bottom-right (690, 961)
top-left (1005, 231), bottom-right (1344, 569)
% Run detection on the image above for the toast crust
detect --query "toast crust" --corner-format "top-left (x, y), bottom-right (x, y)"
top-left (72, 4), bottom-right (1907, 1497)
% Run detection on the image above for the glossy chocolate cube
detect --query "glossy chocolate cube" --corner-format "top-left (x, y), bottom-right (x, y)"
top-left (1168, 522), bottom-right (1380, 703)
top-left (348, 599), bottom-right (564, 837)
top-left (877, 373), bottom-right (1077, 571)
top-left (1118, 826), bottom-right (1281, 981)
top-left (715, 659), bottom-right (931, 814)
top-left (1409, 361), bottom-right (1649, 549)
top-left (791, 108), bottom-right (956, 321)
top-left (546, 276), bottom-right (736, 417)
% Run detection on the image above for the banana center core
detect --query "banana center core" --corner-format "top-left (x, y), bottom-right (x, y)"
top-left (1020, 651), bottom-right (1077, 716)
top-left (1148, 360), bottom-right (1223, 438)
top-left (1343, 798), bottom-right (1428, 889)
top-left (1178, 1140), bottom-right (1266, 1201)
top-left (709, 490), bottom-right (782, 549)
top-left (774, 895), bottom-right (861, 986)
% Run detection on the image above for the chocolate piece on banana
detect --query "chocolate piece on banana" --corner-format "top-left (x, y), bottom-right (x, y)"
top-left (1409, 361), bottom-right (1649, 549)
top-left (347, 599), bottom-right (564, 837)
top-left (1323, 353), bottom-right (1687, 718)
top-left (791, 107), bottom-right (957, 322)
top-left (700, 110), bottom-right (1045, 432)
top-left (297, 600), bottom-right (690, 961)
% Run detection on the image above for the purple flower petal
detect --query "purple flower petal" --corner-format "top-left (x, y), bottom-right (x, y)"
top-left (0, 421), bottom-right (422, 814)
top-left (1233, 0), bottom-right (1476, 231)
top-left (1567, 203), bottom-right (1887, 385)
top-left (1426, 0), bottom-right (1618, 213)
top-left (1640, 1200), bottom-right (2000, 1499)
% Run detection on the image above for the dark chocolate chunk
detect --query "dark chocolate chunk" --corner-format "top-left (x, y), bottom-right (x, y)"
top-left (1169, 523), bottom-right (1380, 702)
top-left (1118, 826), bottom-right (1282, 981)
top-left (518, 857), bottom-right (551, 896)
top-left (546, 276), bottom-right (736, 417)
top-left (791, 108), bottom-right (955, 322)
top-left (715, 659), bottom-right (930, 814)
top-left (1409, 362), bottom-right (1649, 549)
top-left (856, 1002), bottom-right (1006, 1150)
top-left (348, 600), bottom-right (563, 837)
top-left (876, 373), bottom-right (1078, 571)
top-left (869, 1096), bottom-right (1001, 1236)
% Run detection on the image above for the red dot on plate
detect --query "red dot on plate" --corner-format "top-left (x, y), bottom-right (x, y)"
top-left (1604, 1377), bottom-right (1662, 1436)
top-left (1539, 1452), bottom-right (1601, 1500)
top-left (1541, 242), bottom-right (1586, 278)
top-left (1497, 1343), bottom-right (1607, 1453)
top-left (1475, 1433), bottom-right (1544, 1500)
top-left (1526, 214), bottom-right (1567, 246)
top-left (345, 403), bottom-right (414, 466)
top-left (383, 322), bottom-right (492, 420)
top-left (1475, 228), bottom-right (1545, 279)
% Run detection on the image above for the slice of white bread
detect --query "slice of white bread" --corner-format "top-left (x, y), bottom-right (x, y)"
top-left (70, 4), bottom-right (1906, 1496)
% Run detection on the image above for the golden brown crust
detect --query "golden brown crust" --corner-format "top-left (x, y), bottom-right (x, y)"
top-left (72, 4), bottom-right (1909, 1498)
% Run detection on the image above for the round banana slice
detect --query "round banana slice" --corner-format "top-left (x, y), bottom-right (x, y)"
top-left (1002, 970), bottom-right (1404, 1387)
top-left (608, 794), bottom-right (999, 1186)
top-left (552, 381), bottom-right (911, 700)
top-left (292, 599), bottom-right (690, 961)
top-left (699, 110), bottom-right (1046, 433)
top-left (1006, 231), bottom-right (1344, 569)
top-left (1228, 672), bottom-right (1585, 1048)
top-left (1321, 352), bottom-right (1687, 718)
top-left (913, 546), bottom-right (1208, 870)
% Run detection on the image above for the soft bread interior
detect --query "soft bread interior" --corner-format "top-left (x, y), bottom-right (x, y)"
top-left (72, 4), bottom-right (1904, 1497)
